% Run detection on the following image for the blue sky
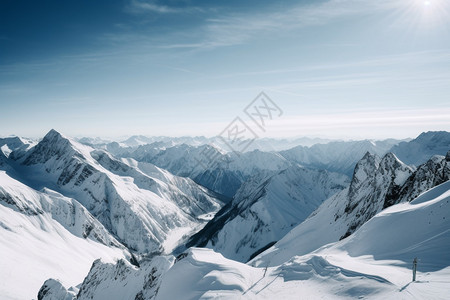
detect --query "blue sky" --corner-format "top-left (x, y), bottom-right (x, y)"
top-left (1, 0), bottom-right (450, 139)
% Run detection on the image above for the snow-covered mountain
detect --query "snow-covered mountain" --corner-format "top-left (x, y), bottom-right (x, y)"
top-left (83, 136), bottom-right (410, 198)
top-left (252, 151), bottom-right (450, 267)
top-left (8, 129), bottom-right (224, 254)
top-left (41, 180), bottom-right (450, 299)
top-left (1, 129), bottom-right (448, 299)
top-left (187, 165), bottom-right (350, 262)
top-left (390, 151), bottom-right (450, 206)
top-left (133, 144), bottom-right (291, 198)
top-left (392, 131), bottom-right (450, 166)
top-left (0, 170), bottom-right (128, 300)
top-left (0, 136), bottom-right (36, 159)
top-left (0, 130), bottom-right (228, 299)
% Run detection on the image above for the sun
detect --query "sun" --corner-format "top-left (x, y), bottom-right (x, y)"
top-left (384, 0), bottom-right (450, 32)
top-left (405, 0), bottom-right (450, 27)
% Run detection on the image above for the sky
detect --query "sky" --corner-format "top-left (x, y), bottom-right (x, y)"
top-left (1, 0), bottom-right (450, 140)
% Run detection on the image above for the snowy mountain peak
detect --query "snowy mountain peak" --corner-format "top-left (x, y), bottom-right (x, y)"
top-left (41, 129), bottom-right (73, 149)
top-left (22, 129), bottom-right (79, 166)
top-left (38, 278), bottom-right (76, 300)
top-left (346, 152), bottom-right (413, 220)
top-left (349, 152), bottom-right (380, 195)
top-left (380, 152), bottom-right (401, 165)
top-left (360, 151), bottom-right (380, 167)
top-left (379, 152), bottom-right (413, 175)
top-left (45, 128), bottom-right (64, 140)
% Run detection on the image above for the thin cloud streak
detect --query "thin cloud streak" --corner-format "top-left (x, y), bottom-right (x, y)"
top-left (159, 0), bottom-right (401, 50)
top-left (126, 0), bottom-right (182, 14)
top-left (125, 0), bottom-right (208, 15)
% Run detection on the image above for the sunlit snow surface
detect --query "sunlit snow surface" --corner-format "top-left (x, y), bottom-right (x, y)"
top-left (43, 180), bottom-right (450, 300)
top-left (1, 131), bottom-right (449, 299)
top-left (156, 181), bottom-right (450, 299)
top-left (0, 171), bottom-right (127, 300)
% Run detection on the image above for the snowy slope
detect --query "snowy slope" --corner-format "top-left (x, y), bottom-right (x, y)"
top-left (0, 171), bottom-right (127, 300)
top-left (11, 129), bottom-right (223, 254)
top-left (161, 180), bottom-right (450, 300)
top-left (252, 152), bottom-right (450, 269)
top-left (334, 180), bottom-right (450, 271)
top-left (252, 152), bottom-right (416, 267)
top-left (187, 165), bottom-right (349, 262)
top-left (258, 180), bottom-right (450, 299)
top-left (391, 131), bottom-right (450, 166)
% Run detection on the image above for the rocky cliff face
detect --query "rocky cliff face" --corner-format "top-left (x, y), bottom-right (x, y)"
top-left (392, 151), bottom-right (450, 205)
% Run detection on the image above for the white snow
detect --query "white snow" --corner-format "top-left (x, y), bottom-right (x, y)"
top-left (1, 130), bottom-right (448, 300)
top-left (155, 180), bottom-right (450, 299)
top-left (0, 171), bottom-right (126, 300)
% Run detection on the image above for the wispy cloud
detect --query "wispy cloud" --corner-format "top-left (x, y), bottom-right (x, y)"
top-left (159, 0), bottom-right (400, 49)
top-left (126, 0), bottom-right (207, 14)
top-left (126, 0), bottom-right (179, 14)
top-left (107, 0), bottom-right (419, 52)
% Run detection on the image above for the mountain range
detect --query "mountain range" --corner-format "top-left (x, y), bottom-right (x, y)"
top-left (0, 130), bottom-right (449, 299)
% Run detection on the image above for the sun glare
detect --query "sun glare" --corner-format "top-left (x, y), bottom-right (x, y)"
top-left (403, 0), bottom-right (450, 28)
